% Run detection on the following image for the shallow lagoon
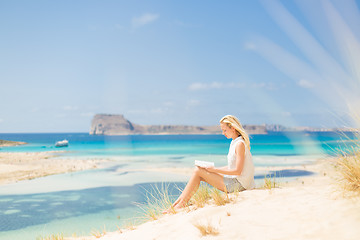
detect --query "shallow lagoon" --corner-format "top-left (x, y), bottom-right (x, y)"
top-left (0, 132), bottom-right (356, 240)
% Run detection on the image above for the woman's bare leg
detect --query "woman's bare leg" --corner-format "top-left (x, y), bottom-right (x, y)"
top-left (170, 167), bottom-right (225, 210)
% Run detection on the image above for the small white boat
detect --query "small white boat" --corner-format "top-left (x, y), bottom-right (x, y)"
top-left (55, 139), bottom-right (69, 147)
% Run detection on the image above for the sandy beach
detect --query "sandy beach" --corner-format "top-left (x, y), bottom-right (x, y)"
top-left (66, 159), bottom-right (360, 240)
top-left (0, 152), bottom-right (106, 185)
top-left (1, 149), bottom-right (359, 240)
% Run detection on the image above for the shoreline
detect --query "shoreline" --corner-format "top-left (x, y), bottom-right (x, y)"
top-left (0, 151), bottom-right (107, 185)
top-left (0, 150), bottom-right (323, 187)
top-left (66, 158), bottom-right (360, 240)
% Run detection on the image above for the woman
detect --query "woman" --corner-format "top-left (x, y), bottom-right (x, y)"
top-left (168, 115), bottom-right (255, 211)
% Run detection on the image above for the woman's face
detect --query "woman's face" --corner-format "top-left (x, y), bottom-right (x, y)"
top-left (220, 123), bottom-right (235, 139)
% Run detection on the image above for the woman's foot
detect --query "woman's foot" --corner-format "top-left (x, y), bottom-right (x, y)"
top-left (163, 199), bottom-right (186, 214)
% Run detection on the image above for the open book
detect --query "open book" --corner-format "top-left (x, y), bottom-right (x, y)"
top-left (194, 160), bottom-right (214, 168)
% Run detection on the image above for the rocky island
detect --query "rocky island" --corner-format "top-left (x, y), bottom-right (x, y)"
top-left (0, 140), bottom-right (27, 147)
top-left (89, 114), bottom-right (267, 135)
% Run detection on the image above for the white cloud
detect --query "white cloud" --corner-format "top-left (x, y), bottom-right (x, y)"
top-left (188, 81), bottom-right (279, 91)
top-left (0, 118), bottom-right (3, 123)
top-left (80, 112), bottom-right (95, 117)
top-left (63, 105), bottom-right (79, 111)
top-left (188, 82), bottom-right (208, 91)
top-left (297, 79), bottom-right (314, 88)
top-left (132, 13), bottom-right (159, 28)
top-left (188, 82), bottom-right (246, 91)
top-left (251, 82), bottom-right (278, 90)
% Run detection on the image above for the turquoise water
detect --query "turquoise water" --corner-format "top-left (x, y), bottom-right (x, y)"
top-left (0, 132), bottom-right (358, 240)
top-left (0, 132), bottom-right (356, 156)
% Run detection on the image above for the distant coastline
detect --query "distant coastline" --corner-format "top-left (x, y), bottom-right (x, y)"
top-left (89, 114), bottom-right (352, 136)
top-left (89, 114), bottom-right (267, 135)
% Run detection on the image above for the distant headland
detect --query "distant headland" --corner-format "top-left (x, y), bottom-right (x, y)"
top-left (0, 140), bottom-right (27, 147)
top-left (89, 114), bottom-right (267, 135)
top-left (89, 114), bottom-right (352, 136)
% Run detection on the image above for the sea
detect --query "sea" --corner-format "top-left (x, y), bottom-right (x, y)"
top-left (0, 132), bottom-right (358, 240)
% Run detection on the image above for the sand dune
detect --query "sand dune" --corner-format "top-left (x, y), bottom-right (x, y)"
top-left (68, 161), bottom-right (360, 240)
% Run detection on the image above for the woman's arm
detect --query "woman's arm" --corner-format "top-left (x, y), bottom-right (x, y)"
top-left (217, 166), bottom-right (229, 170)
top-left (206, 142), bottom-right (245, 176)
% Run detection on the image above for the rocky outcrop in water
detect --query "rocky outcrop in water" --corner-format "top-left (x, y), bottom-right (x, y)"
top-left (0, 140), bottom-right (27, 147)
top-left (90, 114), bottom-right (267, 135)
top-left (90, 114), bottom-right (136, 135)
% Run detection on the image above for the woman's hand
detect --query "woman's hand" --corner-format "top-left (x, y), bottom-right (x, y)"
top-left (205, 166), bottom-right (216, 173)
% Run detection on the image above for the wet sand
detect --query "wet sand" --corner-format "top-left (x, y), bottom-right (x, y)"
top-left (0, 152), bottom-right (107, 185)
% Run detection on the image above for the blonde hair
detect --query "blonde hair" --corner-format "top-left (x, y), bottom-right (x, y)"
top-left (220, 115), bottom-right (251, 150)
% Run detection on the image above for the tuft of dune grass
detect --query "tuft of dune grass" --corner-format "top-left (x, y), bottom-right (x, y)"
top-left (36, 233), bottom-right (64, 240)
top-left (211, 188), bottom-right (230, 206)
top-left (334, 129), bottom-right (360, 194)
top-left (136, 183), bottom-right (179, 221)
top-left (91, 225), bottom-right (107, 238)
top-left (262, 173), bottom-right (278, 190)
top-left (189, 183), bottom-right (212, 208)
top-left (193, 220), bottom-right (219, 236)
top-left (336, 148), bottom-right (360, 193)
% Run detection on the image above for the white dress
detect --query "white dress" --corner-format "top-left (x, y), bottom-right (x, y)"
top-left (225, 136), bottom-right (255, 189)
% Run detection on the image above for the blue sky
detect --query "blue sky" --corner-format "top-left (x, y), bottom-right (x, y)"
top-left (1, 0), bottom-right (359, 132)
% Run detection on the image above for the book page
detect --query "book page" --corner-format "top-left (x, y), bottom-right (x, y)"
top-left (194, 160), bottom-right (214, 168)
